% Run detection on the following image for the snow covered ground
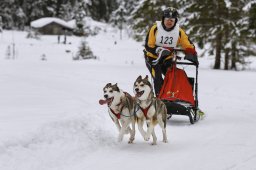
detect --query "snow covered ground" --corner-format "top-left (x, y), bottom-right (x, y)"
top-left (0, 27), bottom-right (256, 170)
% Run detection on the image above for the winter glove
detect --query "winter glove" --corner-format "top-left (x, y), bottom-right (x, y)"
top-left (184, 48), bottom-right (199, 65)
top-left (153, 47), bottom-right (171, 65)
top-left (155, 47), bottom-right (171, 58)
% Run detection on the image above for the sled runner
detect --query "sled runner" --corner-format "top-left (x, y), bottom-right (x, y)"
top-left (153, 48), bottom-right (203, 124)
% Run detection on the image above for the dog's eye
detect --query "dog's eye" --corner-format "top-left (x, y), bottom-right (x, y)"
top-left (141, 84), bottom-right (144, 87)
top-left (110, 90), bottom-right (113, 93)
top-left (103, 90), bottom-right (106, 93)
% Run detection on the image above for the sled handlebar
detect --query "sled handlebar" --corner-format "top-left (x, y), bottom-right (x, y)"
top-left (171, 48), bottom-right (185, 52)
top-left (152, 48), bottom-right (187, 66)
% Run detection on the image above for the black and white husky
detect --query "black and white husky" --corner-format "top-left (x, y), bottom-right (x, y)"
top-left (133, 75), bottom-right (168, 145)
top-left (99, 83), bottom-right (136, 143)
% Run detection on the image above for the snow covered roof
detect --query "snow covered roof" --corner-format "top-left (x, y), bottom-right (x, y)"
top-left (30, 17), bottom-right (74, 30)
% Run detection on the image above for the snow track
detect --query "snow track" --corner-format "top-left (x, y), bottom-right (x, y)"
top-left (0, 115), bottom-right (115, 170)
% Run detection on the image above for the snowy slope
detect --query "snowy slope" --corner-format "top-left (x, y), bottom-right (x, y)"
top-left (0, 28), bottom-right (256, 170)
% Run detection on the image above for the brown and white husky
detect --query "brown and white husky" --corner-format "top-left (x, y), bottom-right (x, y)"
top-left (99, 83), bottom-right (136, 143)
top-left (133, 75), bottom-right (168, 145)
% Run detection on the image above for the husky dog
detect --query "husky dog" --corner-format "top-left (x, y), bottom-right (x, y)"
top-left (99, 83), bottom-right (136, 143)
top-left (133, 75), bottom-right (168, 145)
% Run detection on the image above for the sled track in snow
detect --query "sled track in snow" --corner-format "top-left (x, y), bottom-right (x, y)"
top-left (0, 116), bottom-right (116, 169)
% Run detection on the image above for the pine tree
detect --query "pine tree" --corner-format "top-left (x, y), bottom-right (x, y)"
top-left (249, 3), bottom-right (256, 35)
top-left (105, 0), bottom-right (119, 22)
top-left (110, 0), bottom-right (140, 38)
top-left (0, 16), bottom-right (3, 32)
top-left (28, 0), bottom-right (47, 21)
top-left (75, 40), bottom-right (96, 60)
top-left (87, 0), bottom-right (118, 22)
top-left (110, 4), bottom-right (125, 39)
top-left (0, 0), bottom-right (120, 29)
top-left (181, 0), bottom-right (255, 70)
top-left (46, 0), bottom-right (58, 16)
top-left (21, 0), bottom-right (31, 25)
top-left (111, 3), bottom-right (125, 28)
top-left (58, 1), bottom-right (73, 21)
top-left (111, 0), bottom-right (139, 25)
top-left (13, 7), bottom-right (26, 30)
top-left (248, 3), bottom-right (256, 41)
top-left (73, 1), bottom-right (86, 36)
top-left (0, 0), bottom-right (15, 29)
top-left (182, 0), bottom-right (228, 69)
top-left (224, 1), bottom-right (255, 70)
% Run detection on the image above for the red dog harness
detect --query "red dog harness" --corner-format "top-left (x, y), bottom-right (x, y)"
top-left (109, 92), bottom-right (131, 119)
top-left (139, 102), bottom-right (152, 119)
top-left (109, 105), bottom-right (124, 119)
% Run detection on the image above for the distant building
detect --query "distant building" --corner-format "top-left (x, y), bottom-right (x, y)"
top-left (30, 17), bottom-right (74, 35)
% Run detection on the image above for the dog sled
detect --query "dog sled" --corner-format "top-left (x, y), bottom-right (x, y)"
top-left (152, 48), bottom-right (203, 124)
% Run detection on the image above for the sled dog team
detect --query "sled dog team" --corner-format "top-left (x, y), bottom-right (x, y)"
top-left (99, 75), bottom-right (168, 145)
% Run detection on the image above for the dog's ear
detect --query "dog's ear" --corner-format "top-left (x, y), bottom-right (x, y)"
top-left (104, 83), bottom-right (112, 90)
top-left (113, 83), bottom-right (120, 92)
top-left (106, 83), bottom-right (112, 87)
top-left (144, 75), bottom-right (152, 87)
top-left (136, 75), bottom-right (142, 81)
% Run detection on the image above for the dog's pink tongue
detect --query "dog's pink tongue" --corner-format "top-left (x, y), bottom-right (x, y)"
top-left (99, 99), bottom-right (108, 105)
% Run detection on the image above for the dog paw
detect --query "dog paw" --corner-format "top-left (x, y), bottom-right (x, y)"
top-left (163, 139), bottom-right (168, 143)
top-left (128, 140), bottom-right (133, 144)
top-left (144, 135), bottom-right (150, 141)
top-left (118, 136), bottom-right (123, 142)
top-left (128, 137), bottom-right (135, 144)
top-left (151, 142), bottom-right (157, 145)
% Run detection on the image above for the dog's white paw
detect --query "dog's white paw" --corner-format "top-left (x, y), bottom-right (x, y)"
top-left (118, 135), bottom-right (123, 142)
top-left (163, 139), bottom-right (168, 143)
top-left (128, 140), bottom-right (133, 144)
top-left (128, 137), bottom-right (135, 144)
top-left (151, 142), bottom-right (157, 145)
top-left (144, 134), bottom-right (150, 141)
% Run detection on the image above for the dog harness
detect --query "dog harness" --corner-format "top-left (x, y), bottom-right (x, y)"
top-left (109, 93), bottom-right (127, 119)
top-left (139, 102), bottom-right (153, 119)
top-left (109, 107), bottom-right (123, 119)
top-left (109, 92), bottom-right (135, 119)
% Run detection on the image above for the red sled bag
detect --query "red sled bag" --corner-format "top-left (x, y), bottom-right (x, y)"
top-left (158, 65), bottom-right (195, 106)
